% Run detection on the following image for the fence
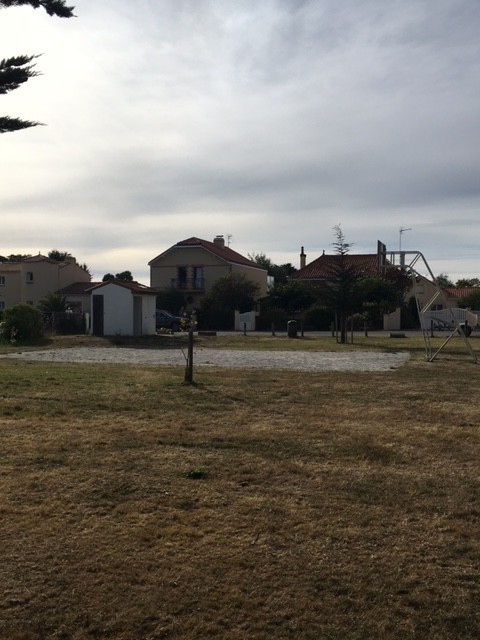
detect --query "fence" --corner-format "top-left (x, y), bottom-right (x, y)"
top-left (43, 312), bottom-right (87, 335)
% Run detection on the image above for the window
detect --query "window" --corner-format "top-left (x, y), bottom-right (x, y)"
top-left (177, 266), bottom-right (187, 289)
top-left (26, 271), bottom-right (34, 283)
top-left (193, 266), bottom-right (203, 290)
top-left (0, 275), bottom-right (5, 286)
top-left (0, 301), bottom-right (4, 310)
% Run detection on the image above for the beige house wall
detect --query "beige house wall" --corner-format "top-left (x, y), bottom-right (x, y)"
top-left (0, 257), bottom-right (91, 309)
top-left (151, 247), bottom-right (229, 292)
top-left (150, 246), bottom-right (267, 309)
top-left (20, 262), bottom-right (60, 306)
top-left (384, 277), bottom-right (464, 331)
top-left (0, 269), bottom-right (21, 308)
top-left (231, 263), bottom-right (268, 299)
top-left (405, 277), bottom-right (462, 313)
top-left (59, 262), bottom-right (91, 289)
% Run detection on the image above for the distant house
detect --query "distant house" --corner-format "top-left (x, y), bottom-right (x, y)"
top-left (443, 287), bottom-right (480, 307)
top-left (0, 254), bottom-right (90, 311)
top-left (292, 245), bottom-right (479, 331)
top-left (60, 279), bottom-right (158, 336)
top-left (149, 235), bottom-right (268, 310)
top-left (290, 247), bottom-right (382, 286)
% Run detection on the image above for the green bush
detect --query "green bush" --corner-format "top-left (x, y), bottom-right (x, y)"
top-left (302, 304), bottom-right (334, 330)
top-left (197, 302), bottom-right (234, 331)
top-left (1, 304), bottom-right (44, 342)
top-left (256, 306), bottom-right (288, 331)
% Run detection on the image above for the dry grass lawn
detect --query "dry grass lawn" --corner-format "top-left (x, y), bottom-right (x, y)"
top-left (0, 337), bottom-right (479, 639)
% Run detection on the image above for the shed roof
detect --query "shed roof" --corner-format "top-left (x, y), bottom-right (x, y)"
top-left (60, 280), bottom-right (158, 295)
top-left (92, 279), bottom-right (158, 295)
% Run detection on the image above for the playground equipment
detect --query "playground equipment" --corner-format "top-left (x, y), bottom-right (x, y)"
top-left (378, 243), bottom-right (478, 364)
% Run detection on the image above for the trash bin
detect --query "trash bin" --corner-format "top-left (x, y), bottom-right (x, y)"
top-left (287, 319), bottom-right (297, 338)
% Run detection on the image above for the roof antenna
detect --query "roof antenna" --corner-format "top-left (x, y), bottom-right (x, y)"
top-left (226, 234), bottom-right (232, 247)
top-left (399, 227), bottom-right (412, 251)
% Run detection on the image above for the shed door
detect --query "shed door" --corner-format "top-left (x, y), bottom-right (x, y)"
top-left (92, 294), bottom-right (104, 336)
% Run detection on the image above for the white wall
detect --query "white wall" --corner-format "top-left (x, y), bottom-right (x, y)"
top-left (102, 283), bottom-right (134, 335)
top-left (235, 310), bottom-right (256, 331)
top-left (141, 295), bottom-right (156, 335)
top-left (93, 284), bottom-right (157, 336)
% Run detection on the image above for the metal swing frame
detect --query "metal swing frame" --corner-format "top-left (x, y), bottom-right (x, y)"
top-left (382, 249), bottom-right (477, 364)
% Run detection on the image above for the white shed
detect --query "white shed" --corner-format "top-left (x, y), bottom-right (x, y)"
top-left (89, 280), bottom-right (157, 337)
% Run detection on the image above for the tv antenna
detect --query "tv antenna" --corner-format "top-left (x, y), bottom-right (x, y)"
top-left (226, 234), bottom-right (233, 247)
top-left (399, 227), bottom-right (412, 251)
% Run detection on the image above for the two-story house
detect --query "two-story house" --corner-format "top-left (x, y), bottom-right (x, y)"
top-left (149, 236), bottom-right (268, 309)
top-left (0, 254), bottom-right (91, 311)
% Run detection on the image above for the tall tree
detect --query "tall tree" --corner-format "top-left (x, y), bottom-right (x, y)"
top-left (102, 271), bottom-right (134, 282)
top-left (200, 273), bottom-right (259, 330)
top-left (268, 280), bottom-right (316, 317)
top-left (458, 290), bottom-right (480, 310)
top-left (249, 252), bottom-right (297, 285)
top-left (356, 276), bottom-right (403, 328)
top-left (322, 225), bottom-right (362, 344)
top-left (48, 249), bottom-right (72, 262)
top-left (115, 271), bottom-right (134, 282)
top-left (435, 273), bottom-right (454, 288)
top-left (0, 0), bottom-right (75, 133)
top-left (6, 253), bottom-right (31, 261)
top-left (455, 277), bottom-right (480, 288)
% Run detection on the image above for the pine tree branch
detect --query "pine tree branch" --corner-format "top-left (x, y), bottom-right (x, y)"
top-left (0, 1), bottom-right (75, 18)
top-left (0, 0), bottom-right (75, 134)
top-left (0, 115), bottom-right (43, 133)
top-left (0, 55), bottom-right (40, 94)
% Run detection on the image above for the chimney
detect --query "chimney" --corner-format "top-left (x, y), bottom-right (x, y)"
top-left (300, 246), bottom-right (306, 269)
top-left (213, 235), bottom-right (225, 249)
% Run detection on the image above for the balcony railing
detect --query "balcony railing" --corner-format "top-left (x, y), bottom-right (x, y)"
top-left (170, 278), bottom-right (205, 292)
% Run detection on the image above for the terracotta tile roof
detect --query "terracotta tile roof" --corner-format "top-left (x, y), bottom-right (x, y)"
top-left (0, 254), bottom-right (59, 266)
top-left (22, 253), bottom-right (60, 265)
top-left (149, 237), bottom-right (265, 270)
top-left (0, 262), bottom-right (21, 272)
top-left (443, 287), bottom-right (480, 299)
top-left (291, 253), bottom-right (380, 281)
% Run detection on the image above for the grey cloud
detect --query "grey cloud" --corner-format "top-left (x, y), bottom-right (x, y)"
top-left (2, 0), bottom-right (480, 281)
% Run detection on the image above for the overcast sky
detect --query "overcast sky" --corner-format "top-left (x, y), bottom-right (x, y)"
top-left (1, 0), bottom-right (480, 284)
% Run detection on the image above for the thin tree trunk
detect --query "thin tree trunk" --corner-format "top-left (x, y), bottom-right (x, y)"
top-left (184, 329), bottom-right (194, 383)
